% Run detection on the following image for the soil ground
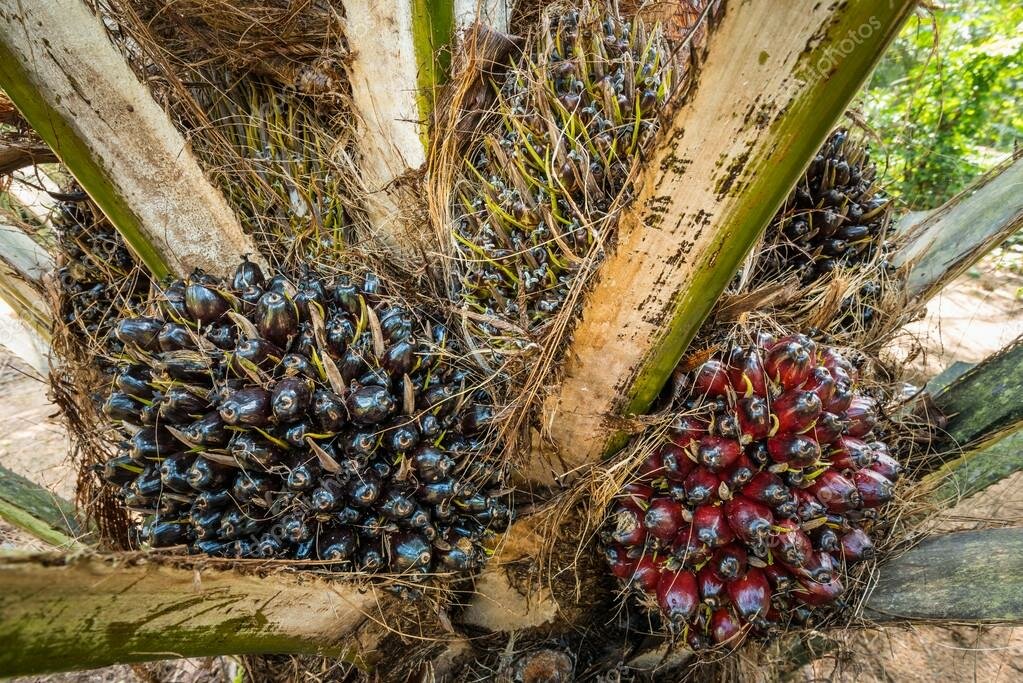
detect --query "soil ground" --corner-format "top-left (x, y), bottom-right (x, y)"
top-left (0, 254), bottom-right (1020, 682)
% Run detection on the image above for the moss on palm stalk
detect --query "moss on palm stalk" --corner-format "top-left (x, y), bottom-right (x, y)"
top-left (452, 3), bottom-right (675, 345)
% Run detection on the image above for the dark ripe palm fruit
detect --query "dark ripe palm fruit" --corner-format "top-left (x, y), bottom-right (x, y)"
top-left (390, 532), bottom-right (432, 572)
top-left (144, 519), bottom-right (192, 548)
top-left (271, 377), bottom-right (312, 422)
top-left (115, 366), bottom-right (153, 399)
top-left (603, 335), bottom-right (899, 644)
top-left (219, 388), bottom-right (271, 427)
top-left (347, 385), bottom-right (397, 425)
top-left (232, 255), bottom-right (265, 291)
top-left (103, 392), bottom-right (141, 422)
top-left (115, 317), bottom-right (163, 351)
top-left (185, 280), bottom-right (230, 324)
top-left (159, 453), bottom-right (195, 493)
top-left (255, 291), bottom-right (299, 348)
top-left (453, 7), bottom-right (675, 343)
top-left (319, 527), bottom-right (357, 562)
top-left (759, 129), bottom-right (892, 286)
top-left (97, 258), bottom-right (507, 576)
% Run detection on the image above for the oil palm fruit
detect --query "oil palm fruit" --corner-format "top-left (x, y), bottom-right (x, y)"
top-left (452, 5), bottom-right (675, 344)
top-left (96, 258), bottom-right (509, 575)
top-left (602, 333), bottom-right (897, 645)
top-left (758, 129), bottom-right (892, 285)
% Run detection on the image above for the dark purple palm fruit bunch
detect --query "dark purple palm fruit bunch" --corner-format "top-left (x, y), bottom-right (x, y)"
top-left (759, 129), bottom-right (893, 293)
top-left (97, 257), bottom-right (510, 576)
top-left (601, 332), bottom-right (902, 648)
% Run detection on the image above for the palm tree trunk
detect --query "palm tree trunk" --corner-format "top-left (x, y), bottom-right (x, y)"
top-left (531, 0), bottom-right (915, 485)
top-left (0, 0), bottom-right (261, 278)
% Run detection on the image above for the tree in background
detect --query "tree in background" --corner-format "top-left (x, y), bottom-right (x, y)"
top-left (860, 1), bottom-right (1022, 211)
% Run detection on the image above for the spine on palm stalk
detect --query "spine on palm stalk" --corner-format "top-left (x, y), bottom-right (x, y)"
top-left (453, 5), bottom-right (674, 343)
top-left (98, 258), bottom-right (509, 576)
top-left (603, 333), bottom-right (901, 648)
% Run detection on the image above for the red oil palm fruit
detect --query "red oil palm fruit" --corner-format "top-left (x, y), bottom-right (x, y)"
top-left (711, 607), bottom-right (744, 645)
top-left (630, 555), bottom-right (662, 593)
top-left (793, 550), bottom-right (836, 584)
top-left (711, 543), bottom-right (748, 581)
top-left (811, 411), bottom-right (847, 445)
top-left (765, 340), bottom-right (813, 390)
top-left (824, 381), bottom-right (854, 414)
top-left (729, 348), bottom-right (768, 398)
top-left (808, 470), bottom-right (861, 513)
top-left (725, 496), bottom-right (774, 545)
top-left (697, 563), bottom-right (727, 607)
top-left (617, 482), bottom-right (655, 511)
top-left (694, 360), bottom-right (731, 398)
top-left (684, 467), bottom-right (720, 505)
top-left (854, 468), bottom-right (894, 508)
top-left (644, 498), bottom-right (685, 542)
top-left (606, 544), bottom-right (637, 580)
top-left (839, 528), bottom-right (875, 563)
top-left (656, 569), bottom-right (699, 622)
top-left (673, 526), bottom-right (712, 567)
top-left (845, 396), bottom-right (877, 437)
top-left (609, 506), bottom-right (647, 547)
top-left (809, 525), bottom-right (841, 554)
top-left (667, 415), bottom-right (708, 448)
top-left (767, 433), bottom-right (821, 467)
top-left (736, 397), bottom-right (772, 443)
top-left (803, 367), bottom-right (837, 406)
top-left (771, 390), bottom-right (823, 434)
top-left (637, 448), bottom-right (666, 480)
top-left (697, 436), bottom-right (743, 472)
top-left (762, 563), bottom-right (795, 591)
top-left (793, 576), bottom-right (844, 607)
top-left (774, 518), bottom-right (813, 567)
top-left (870, 451), bottom-right (903, 482)
top-left (724, 452), bottom-right (757, 489)
top-left (829, 436), bottom-right (876, 470)
top-left (742, 471), bottom-right (789, 508)
top-left (727, 567), bottom-right (771, 621)
top-left (793, 488), bottom-right (828, 520)
top-left (693, 504), bottom-right (735, 547)
top-left (660, 444), bottom-right (695, 481)
top-left (821, 347), bottom-right (854, 379)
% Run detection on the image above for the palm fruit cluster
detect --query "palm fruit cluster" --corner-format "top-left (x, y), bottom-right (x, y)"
top-left (54, 195), bottom-right (145, 356)
top-left (454, 6), bottom-right (672, 339)
top-left (97, 258), bottom-right (510, 575)
top-left (602, 333), bottom-right (902, 648)
top-left (759, 129), bottom-right (892, 286)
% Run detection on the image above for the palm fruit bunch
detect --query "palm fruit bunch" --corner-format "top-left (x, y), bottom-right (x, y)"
top-left (96, 258), bottom-right (510, 575)
top-left (453, 4), bottom-right (673, 340)
top-left (54, 194), bottom-right (144, 357)
top-left (759, 129), bottom-right (892, 286)
top-left (602, 333), bottom-right (902, 648)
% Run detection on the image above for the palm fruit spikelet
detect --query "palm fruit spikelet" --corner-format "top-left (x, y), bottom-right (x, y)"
top-left (97, 258), bottom-right (510, 576)
top-left (453, 3), bottom-right (674, 342)
top-left (758, 129), bottom-right (893, 288)
top-left (54, 193), bottom-right (146, 362)
top-left (602, 332), bottom-right (902, 649)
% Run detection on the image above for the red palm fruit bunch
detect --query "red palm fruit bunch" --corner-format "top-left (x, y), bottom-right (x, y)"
top-left (602, 332), bottom-right (901, 649)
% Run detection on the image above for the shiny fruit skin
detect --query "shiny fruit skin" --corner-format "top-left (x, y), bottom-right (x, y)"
top-left (656, 569), bottom-right (699, 622)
